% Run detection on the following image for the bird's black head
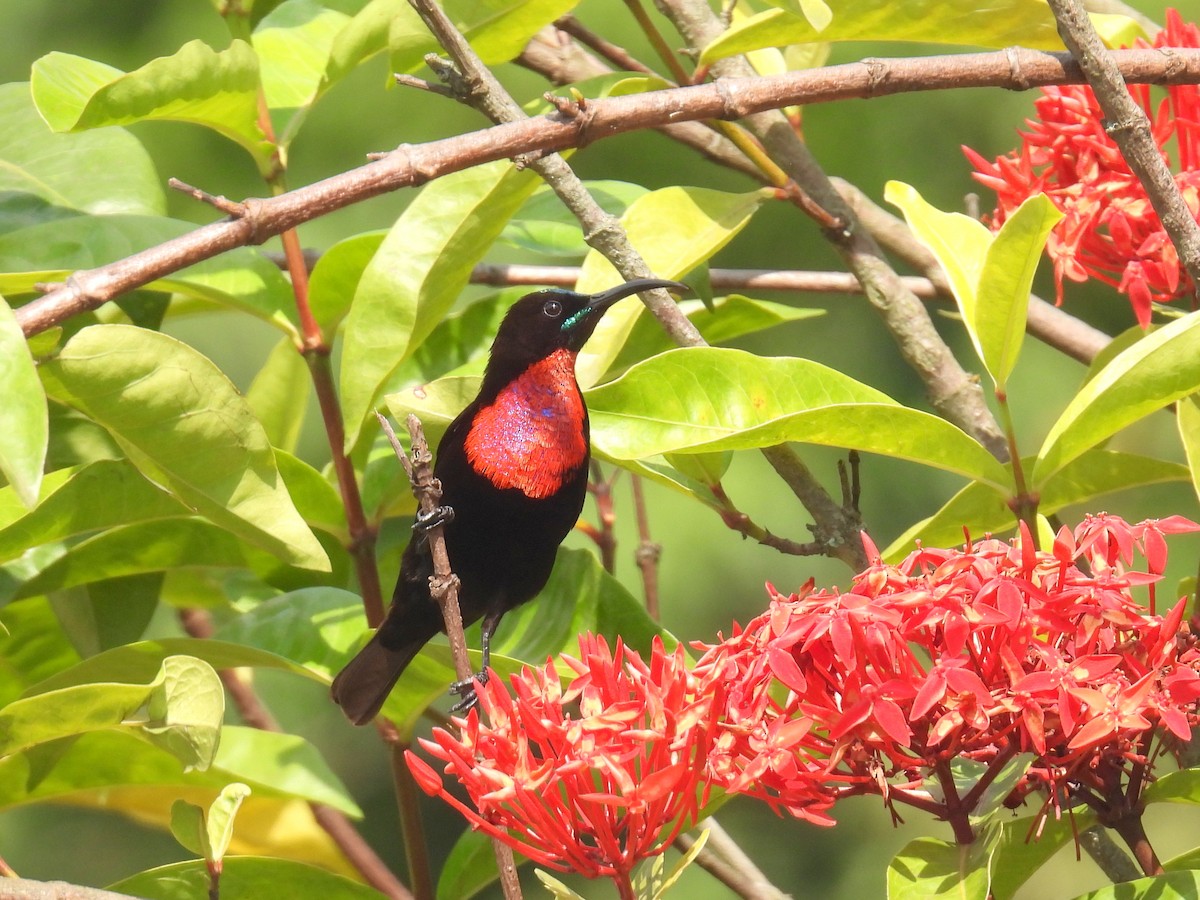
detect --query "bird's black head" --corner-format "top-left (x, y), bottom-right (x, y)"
top-left (484, 278), bottom-right (688, 383)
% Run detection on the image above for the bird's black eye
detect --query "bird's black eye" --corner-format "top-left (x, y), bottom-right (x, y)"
top-left (542, 299), bottom-right (563, 318)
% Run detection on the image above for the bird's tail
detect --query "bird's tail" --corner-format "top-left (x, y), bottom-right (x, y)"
top-left (331, 631), bottom-right (422, 725)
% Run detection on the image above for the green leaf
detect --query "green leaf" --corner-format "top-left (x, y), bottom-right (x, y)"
top-left (171, 799), bottom-right (209, 858)
top-left (887, 835), bottom-right (994, 900)
top-left (0, 295), bottom-right (47, 507)
top-left (31, 40), bottom-right (274, 175)
top-left (0, 216), bottom-right (295, 334)
top-left (11, 519), bottom-right (251, 599)
top-left (883, 449), bottom-right (1189, 560)
top-left (609, 293), bottom-right (822, 375)
top-left (1034, 311), bottom-right (1200, 485)
top-left (534, 871), bottom-right (588, 900)
top-left (110, 856), bottom-right (383, 900)
top-left (25, 637), bottom-right (319, 696)
top-left (246, 337), bottom-right (311, 454)
top-left (252, 0), bottom-right (350, 150)
top-left (212, 728), bottom-right (357, 816)
top-left (327, 0), bottom-right (580, 84)
top-left (339, 161), bottom-right (540, 451)
top-left (885, 181), bottom-right (1059, 388)
top-left (214, 587), bottom-right (369, 682)
top-left (0, 655), bottom-right (223, 772)
top-left (586, 348), bottom-right (1010, 488)
top-left (990, 808), bottom-right (1095, 900)
top-left (1142, 767), bottom-right (1200, 806)
top-left (206, 782), bottom-right (252, 862)
top-left (0, 597), bottom-right (81, 707)
top-left (306, 230), bottom-right (385, 335)
top-left (438, 831), bottom-right (500, 900)
top-left (700, 2), bottom-right (1144, 63)
top-left (50, 573), bottom-right (162, 656)
top-left (501, 180), bottom-right (648, 257)
top-left (40, 325), bottom-right (328, 570)
top-left (1177, 397), bottom-right (1200, 505)
top-left (276, 451), bottom-right (347, 538)
top-left (574, 186), bottom-right (770, 387)
top-left (0, 82), bottom-right (164, 226)
top-left (0, 459), bottom-right (188, 564)
top-left (1070, 871), bottom-right (1200, 900)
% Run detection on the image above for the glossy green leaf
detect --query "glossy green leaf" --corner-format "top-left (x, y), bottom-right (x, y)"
top-left (0, 655), bottom-right (223, 772)
top-left (339, 161), bottom-right (540, 451)
top-left (0, 295), bottom-right (46, 507)
top-left (1070, 871), bottom-right (1200, 900)
top-left (25, 637), bottom-right (319, 696)
top-left (11, 519), bottom-right (250, 599)
top-left (306, 230), bottom-right (384, 335)
top-left (1034, 311), bottom-right (1200, 484)
top-left (534, 871), bottom-right (587, 900)
top-left (110, 856), bottom-right (381, 900)
top-left (437, 831), bottom-right (500, 900)
top-left (252, 0), bottom-right (350, 150)
top-left (1142, 768), bottom-right (1200, 806)
top-left (50, 573), bottom-right (162, 656)
top-left (700, 2), bottom-right (1143, 63)
top-left (0, 82), bottom-right (163, 227)
top-left (608, 294), bottom-right (822, 375)
top-left (214, 587), bottom-right (366, 682)
top-left (1177, 397), bottom-right (1200, 505)
top-left (501, 180), bottom-right (648, 256)
top-left (212, 729), bottom-right (357, 816)
top-left (887, 835), bottom-right (994, 900)
top-left (574, 186), bottom-right (770, 387)
top-left (206, 782), bottom-right (252, 862)
top-left (990, 808), bottom-right (1095, 900)
top-left (0, 215), bottom-right (295, 333)
top-left (886, 181), bottom-right (1059, 388)
top-left (0, 597), bottom-right (80, 707)
top-left (31, 40), bottom-right (273, 174)
top-left (0, 459), bottom-right (188, 564)
top-left (326, 0), bottom-right (579, 84)
top-left (170, 799), bottom-right (209, 858)
top-left (40, 325), bottom-right (328, 570)
top-left (247, 337), bottom-right (310, 454)
top-left (882, 450), bottom-right (1190, 560)
top-left (586, 348), bottom-right (1010, 488)
top-left (276, 451), bottom-right (347, 538)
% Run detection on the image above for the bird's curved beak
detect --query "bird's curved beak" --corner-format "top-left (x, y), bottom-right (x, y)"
top-left (584, 278), bottom-right (690, 313)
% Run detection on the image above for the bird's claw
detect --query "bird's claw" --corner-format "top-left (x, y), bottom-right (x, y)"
top-left (414, 504), bottom-right (454, 532)
top-left (449, 670), bottom-right (489, 713)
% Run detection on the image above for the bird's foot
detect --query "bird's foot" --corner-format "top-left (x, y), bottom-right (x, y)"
top-left (414, 504), bottom-right (454, 532)
top-left (449, 669), bottom-right (489, 713)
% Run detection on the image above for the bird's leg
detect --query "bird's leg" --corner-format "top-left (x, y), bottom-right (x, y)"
top-left (449, 608), bottom-right (501, 712)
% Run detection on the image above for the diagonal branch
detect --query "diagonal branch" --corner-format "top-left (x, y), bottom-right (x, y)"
top-left (1047, 0), bottom-right (1200, 299)
top-left (14, 48), bottom-right (1200, 339)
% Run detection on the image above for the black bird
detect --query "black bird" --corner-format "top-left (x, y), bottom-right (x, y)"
top-left (331, 278), bottom-right (688, 725)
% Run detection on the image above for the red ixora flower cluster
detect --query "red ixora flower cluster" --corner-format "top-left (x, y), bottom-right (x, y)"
top-left (697, 515), bottom-right (1200, 825)
top-left (964, 9), bottom-right (1200, 327)
top-left (409, 516), bottom-right (1200, 881)
top-left (406, 635), bottom-right (716, 892)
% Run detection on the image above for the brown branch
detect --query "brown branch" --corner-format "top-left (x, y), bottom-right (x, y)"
top-left (0, 879), bottom-right (144, 900)
top-left (1048, 0), bottom-right (1200, 299)
top-left (630, 475), bottom-right (661, 620)
top-left (675, 818), bottom-right (787, 900)
top-left (16, 48), bottom-right (1200, 338)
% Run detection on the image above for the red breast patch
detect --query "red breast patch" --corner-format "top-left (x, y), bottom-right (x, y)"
top-left (464, 349), bottom-right (588, 499)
